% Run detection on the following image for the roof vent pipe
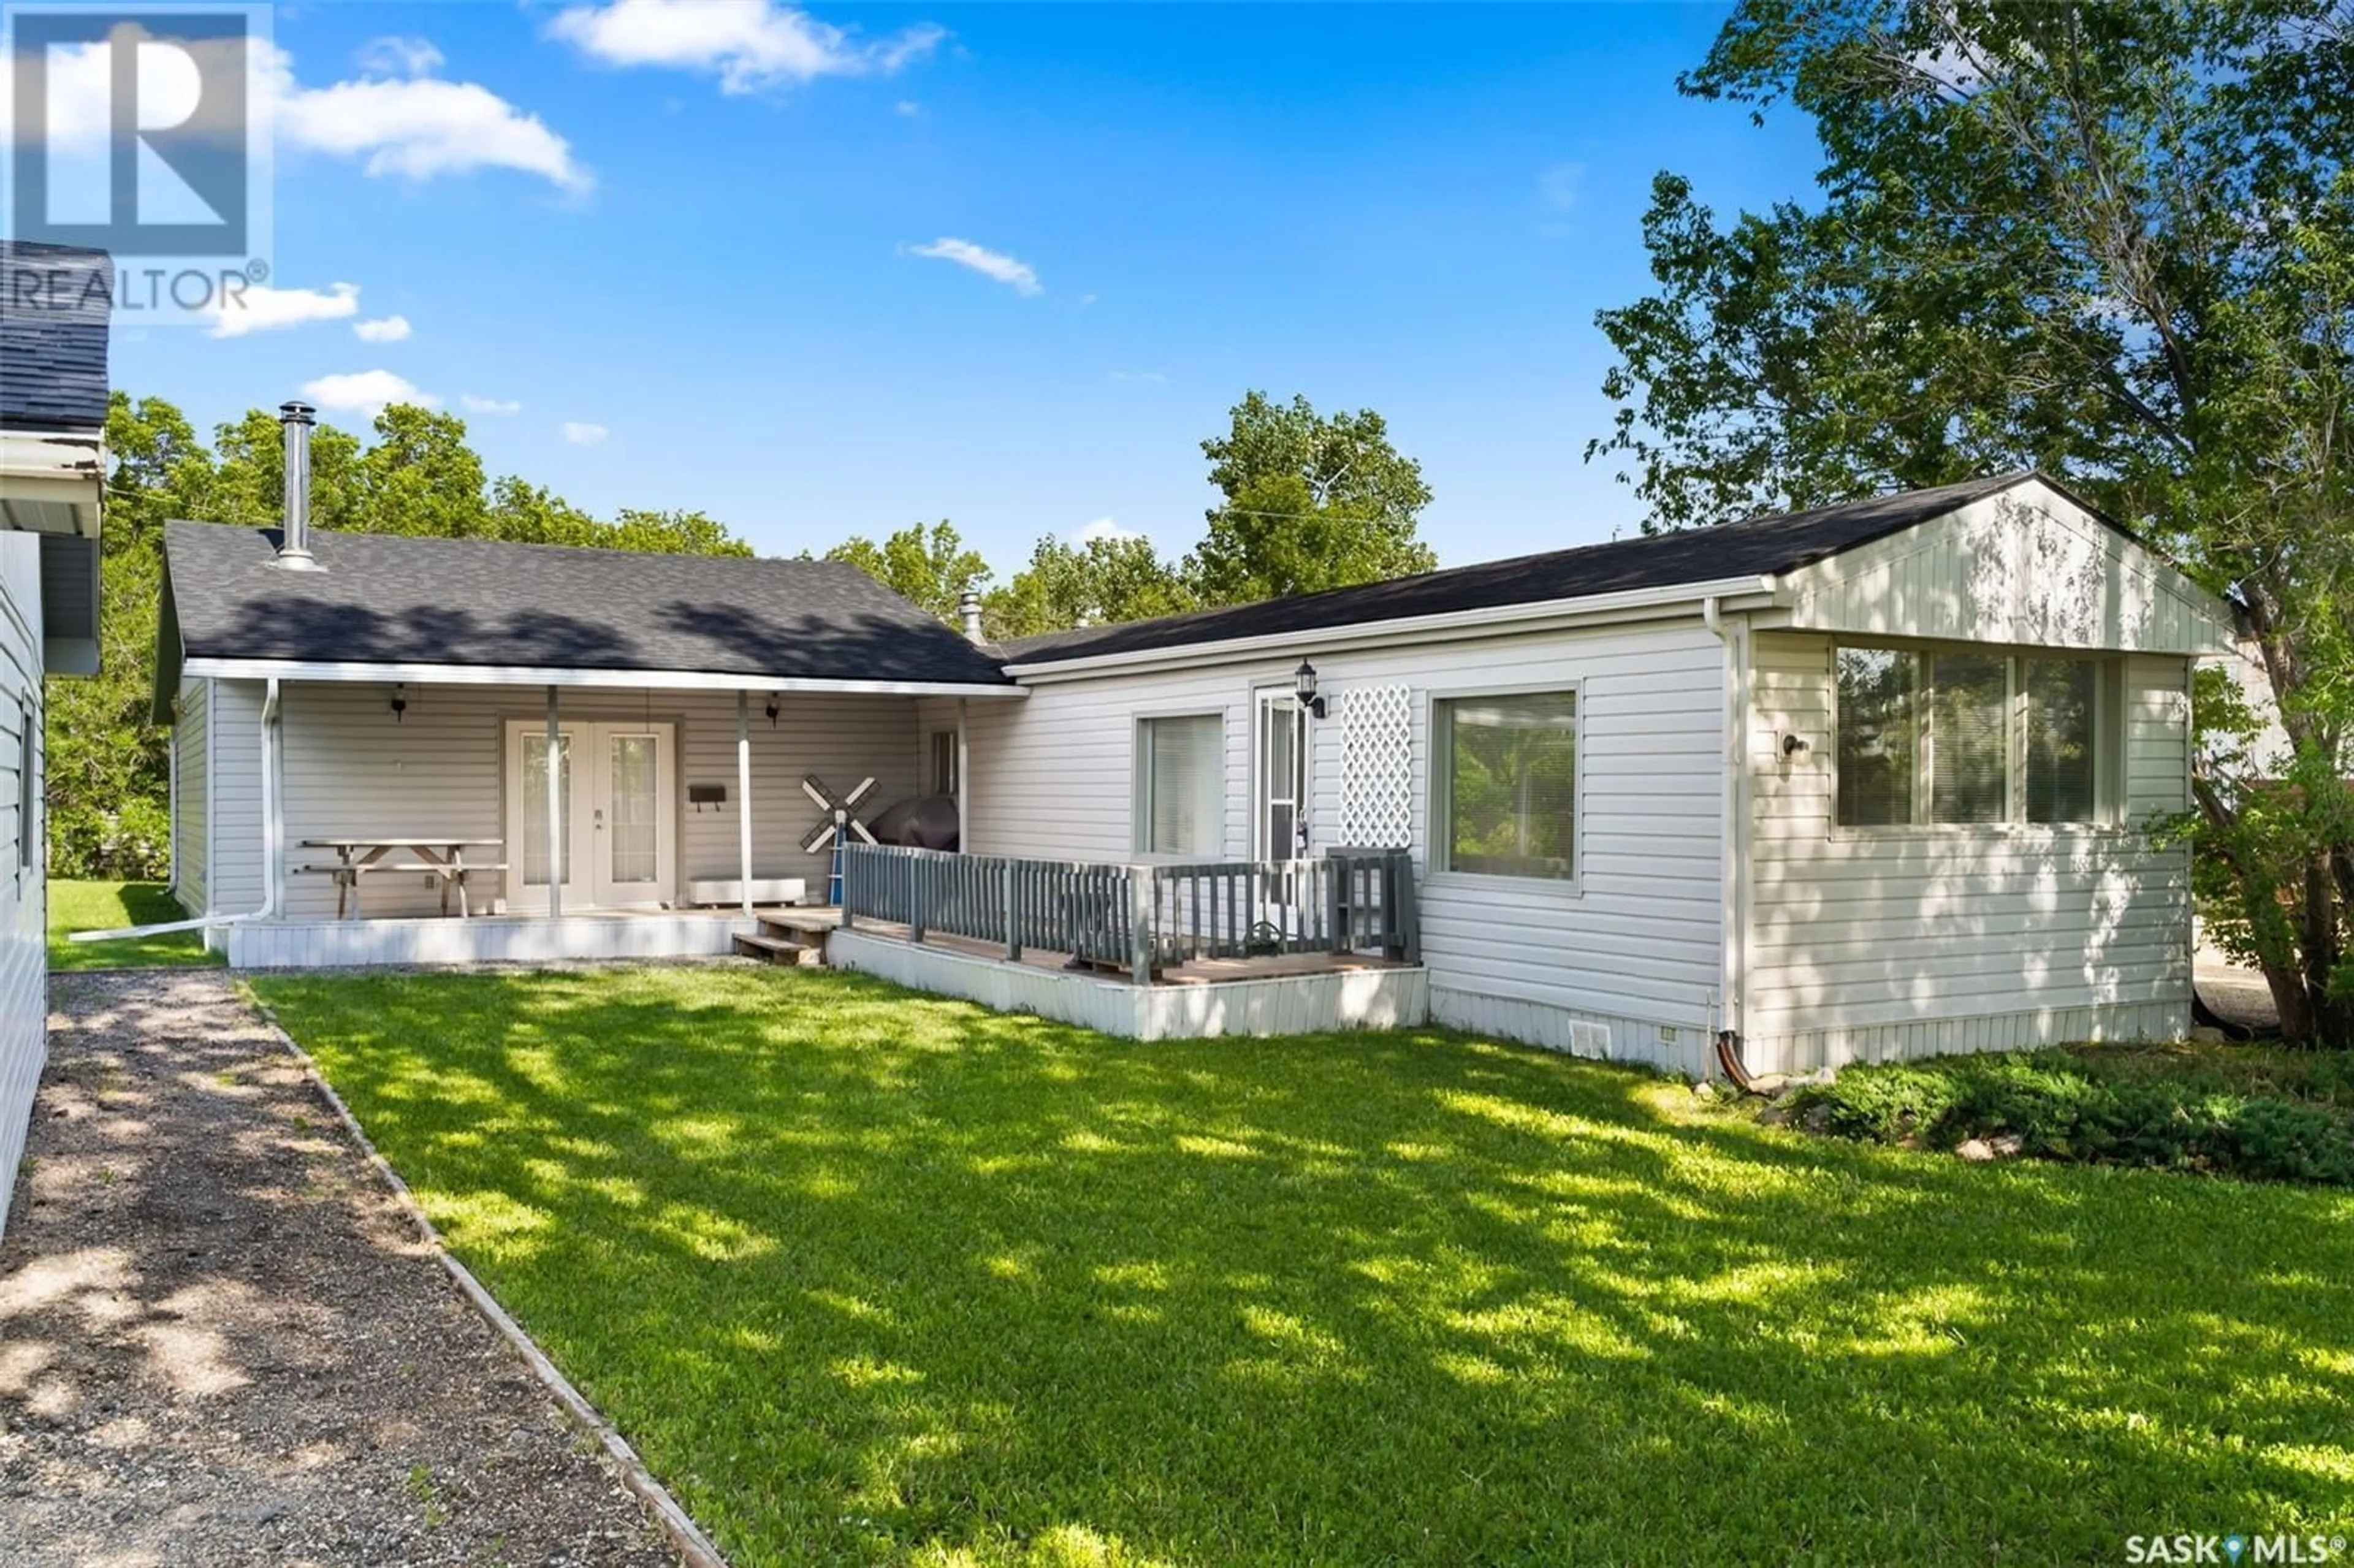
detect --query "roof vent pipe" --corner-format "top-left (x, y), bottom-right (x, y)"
top-left (275, 400), bottom-right (321, 571)
top-left (957, 589), bottom-right (984, 643)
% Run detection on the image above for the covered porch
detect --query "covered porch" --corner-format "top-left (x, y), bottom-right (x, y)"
top-left (199, 664), bottom-right (1015, 969)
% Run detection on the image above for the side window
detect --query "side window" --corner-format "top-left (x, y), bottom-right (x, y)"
top-left (17, 692), bottom-right (33, 879)
top-left (1434, 691), bottom-right (1578, 881)
top-left (929, 730), bottom-right (958, 797)
top-left (1834, 644), bottom-right (2111, 827)
top-left (1137, 714), bottom-right (1224, 856)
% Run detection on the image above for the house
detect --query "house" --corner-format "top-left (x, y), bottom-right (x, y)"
top-left (1, 240), bottom-right (111, 1232)
top-left (155, 447), bottom-right (2234, 1077)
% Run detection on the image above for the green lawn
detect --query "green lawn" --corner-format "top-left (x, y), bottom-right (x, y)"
top-left (253, 966), bottom-right (2354, 1567)
top-left (48, 879), bottom-right (220, 971)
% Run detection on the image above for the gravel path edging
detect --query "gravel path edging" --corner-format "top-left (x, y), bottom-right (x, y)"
top-left (243, 988), bottom-right (732, 1568)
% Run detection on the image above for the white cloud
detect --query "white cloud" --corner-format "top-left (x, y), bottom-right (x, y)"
top-left (894, 99), bottom-right (921, 116)
top-left (1072, 518), bottom-right (1141, 544)
top-left (562, 421), bottom-right (610, 446)
top-left (352, 314), bottom-right (412, 343)
top-left (203, 281), bottom-right (360, 339)
top-left (277, 61), bottom-right (590, 192)
top-left (300, 369), bottom-right (438, 416)
top-left (903, 237), bottom-right (1041, 297)
top-left (549, 0), bottom-right (944, 94)
top-left (357, 36), bottom-right (445, 78)
top-left (2, 32), bottom-right (588, 192)
top-left (1538, 162), bottom-right (1584, 213)
top-left (461, 394), bottom-right (522, 416)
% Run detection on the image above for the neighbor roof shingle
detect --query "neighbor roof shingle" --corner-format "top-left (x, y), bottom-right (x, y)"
top-left (1004, 473), bottom-right (2059, 664)
top-left (162, 521), bottom-right (1016, 687)
top-left (1, 243), bottom-right (112, 431)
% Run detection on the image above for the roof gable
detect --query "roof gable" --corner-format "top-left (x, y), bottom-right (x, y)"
top-left (1771, 477), bottom-right (2234, 655)
top-left (159, 521), bottom-right (1015, 688)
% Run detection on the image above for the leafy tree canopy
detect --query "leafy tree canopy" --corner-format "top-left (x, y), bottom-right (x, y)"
top-left (982, 534), bottom-right (1195, 642)
top-left (822, 520), bottom-right (989, 623)
top-left (1190, 391), bottom-right (1436, 601)
top-left (1590, 0), bottom-right (2354, 1038)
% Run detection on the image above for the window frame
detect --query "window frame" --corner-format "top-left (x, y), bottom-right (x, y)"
top-left (928, 729), bottom-right (958, 798)
top-left (1132, 709), bottom-right (1228, 860)
top-left (1425, 679), bottom-right (1585, 893)
top-left (1830, 639), bottom-right (2120, 835)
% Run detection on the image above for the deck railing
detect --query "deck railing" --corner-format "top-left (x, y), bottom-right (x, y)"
top-left (840, 843), bottom-right (1419, 984)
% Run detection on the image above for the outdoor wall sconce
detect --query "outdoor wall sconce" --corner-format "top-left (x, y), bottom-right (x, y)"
top-left (765, 696), bottom-right (781, 728)
top-left (389, 683), bottom-right (408, 723)
top-left (1293, 659), bottom-right (1326, 718)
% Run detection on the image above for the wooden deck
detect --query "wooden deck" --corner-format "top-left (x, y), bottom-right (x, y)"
top-left (843, 916), bottom-right (1404, 987)
top-left (826, 921), bottom-right (1428, 1040)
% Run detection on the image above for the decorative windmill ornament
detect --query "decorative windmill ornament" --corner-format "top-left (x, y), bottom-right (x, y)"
top-left (800, 774), bottom-right (880, 854)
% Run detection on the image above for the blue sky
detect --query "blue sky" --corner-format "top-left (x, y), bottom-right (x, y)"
top-left (106, 2), bottom-right (1823, 574)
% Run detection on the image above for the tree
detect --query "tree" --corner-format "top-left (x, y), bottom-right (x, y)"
top-left (1590, 0), bottom-right (2354, 1042)
top-left (49, 394), bottom-right (753, 879)
top-left (983, 533), bottom-right (1194, 641)
top-left (824, 520), bottom-right (991, 623)
top-left (1190, 391), bottom-right (1437, 603)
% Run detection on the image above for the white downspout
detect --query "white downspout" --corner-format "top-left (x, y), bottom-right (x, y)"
top-left (1703, 597), bottom-right (1754, 1087)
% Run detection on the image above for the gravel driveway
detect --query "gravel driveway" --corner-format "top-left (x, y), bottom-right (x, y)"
top-left (0, 970), bottom-right (684, 1567)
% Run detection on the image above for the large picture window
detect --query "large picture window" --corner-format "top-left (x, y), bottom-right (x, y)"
top-left (1138, 714), bottom-right (1224, 856)
top-left (1835, 644), bottom-right (2109, 828)
top-left (1437, 691), bottom-right (1577, 880)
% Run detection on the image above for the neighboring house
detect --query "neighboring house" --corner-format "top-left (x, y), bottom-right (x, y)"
top-left (156, 453), bottom-right (2234, 1076)
top-left (0, 240), bottom-right (110, 1233)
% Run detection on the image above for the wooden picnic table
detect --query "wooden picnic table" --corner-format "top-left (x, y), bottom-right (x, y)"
top-left (295, 838), bottom-right (506, 919)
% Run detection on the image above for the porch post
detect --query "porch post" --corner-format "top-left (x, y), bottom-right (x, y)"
top-left (544, 685), bottom-right (562, 920)
top-left (955, 698), bottom-right (970, 851)
top-left (737, 690), bottom-right (755, 916)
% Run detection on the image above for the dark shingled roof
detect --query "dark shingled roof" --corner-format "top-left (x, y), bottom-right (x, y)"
top-left (1, 243), bottom-right (112, 430)
top-left (161, 521), bottom-right (1016, 687)
top-left (1005, 472), bottom-right (2059, 664)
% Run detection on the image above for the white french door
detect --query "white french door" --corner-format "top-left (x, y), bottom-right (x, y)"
top-left (505, 721), bottom-right (677, 913)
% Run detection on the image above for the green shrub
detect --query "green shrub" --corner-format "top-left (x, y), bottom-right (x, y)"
top-left (49, 796), bottom-right (170, 880)
top-left (1790, 1048), bottom-right (2354, 1187)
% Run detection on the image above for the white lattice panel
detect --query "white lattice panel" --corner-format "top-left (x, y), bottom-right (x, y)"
top-left (1337, 683), bottom-right (1413, 847)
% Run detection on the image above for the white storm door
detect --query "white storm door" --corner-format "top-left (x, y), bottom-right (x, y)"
top-left (1254, 689), bottom-right (1308, 861)
top-left (591, 725), bottom-right (676, 908)
top-left (507, 721), bottom-right (590, 916)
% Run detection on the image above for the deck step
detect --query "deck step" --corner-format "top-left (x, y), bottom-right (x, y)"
top-left (733, 932), bottom-right (823, 966)
top-left (760, 911), bottom-right (841, 937)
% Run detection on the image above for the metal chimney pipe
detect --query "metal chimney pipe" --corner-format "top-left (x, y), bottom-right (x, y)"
top-left (275, 400), bottom-right (320, 571)
top-left (957, 589), bottom-right (984, 643)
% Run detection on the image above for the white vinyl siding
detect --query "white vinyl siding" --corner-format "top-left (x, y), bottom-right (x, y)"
top-left (172, 677), bottom-right (208, 913)
top-left (208, 679), bottom-right (267, 918)
top-left (0, 533), bottom-right (45, 1237)
top-left (1748, 631), bottom-right (2192, 1070)
top-left (969, 621), bottom-right (1727, 1072)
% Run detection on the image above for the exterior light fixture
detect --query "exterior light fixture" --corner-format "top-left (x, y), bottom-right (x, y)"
top-left (389, 683), bottom-right (408, 723)
top-left (1293, 659), bottom-right (1325, 718)
top-left (765, 696), bottom-right (781, 728)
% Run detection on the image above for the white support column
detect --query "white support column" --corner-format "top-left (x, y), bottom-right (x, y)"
top-left (737, 690), bottom-right (755, 916)
top-left (545, 685), bottom-right (563, 921)
top-left (955, 697), bottom-right (970, 852)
